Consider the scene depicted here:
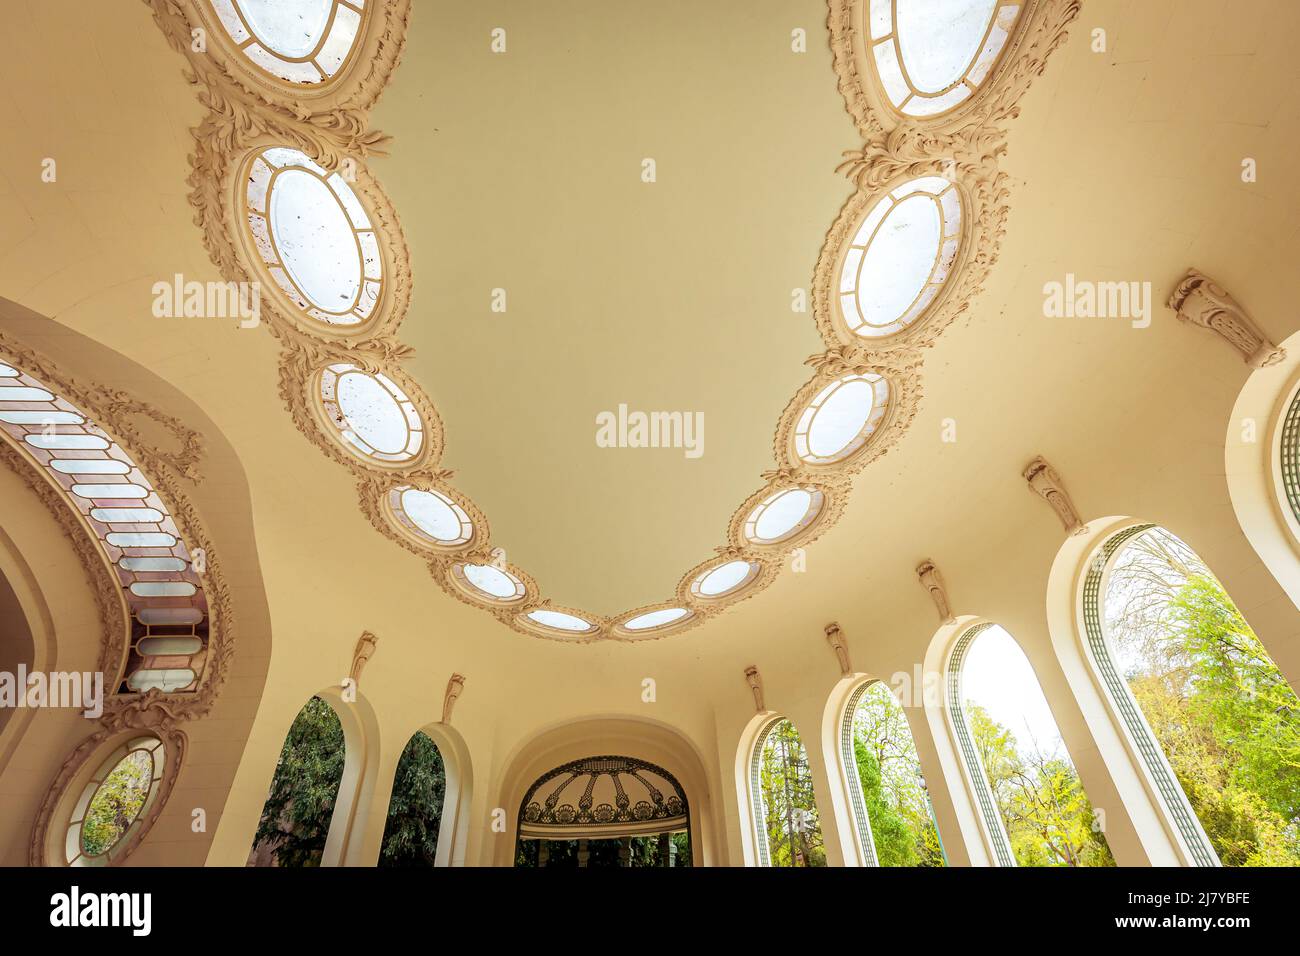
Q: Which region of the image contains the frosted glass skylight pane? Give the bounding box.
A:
[120,557,188,572]
[25,434,109,449]
[107,532,176,548]
[699,560,752,596]
[72,483,149,499]
[0,386,53,401]
[624,608,689,630]
[0,411,82,425]
[855,195,941,329]
[528,610,592,631]
[755,489,813,540]
[401,489,462,542]
[808,379,876,458]
[236,0,334,58]
[897,0,1000,95]
[52,459,130,474]
[464,564,517,598]
[337,372,407,455]
[91,508,164,523]
[270,168,363,313]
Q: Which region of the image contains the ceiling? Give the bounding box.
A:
[371,0,846,615]
[1,0,1298,689]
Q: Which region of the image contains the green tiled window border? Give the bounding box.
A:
[840,682,880,866]
[1281,387,1300,527]
[1082,524,1218,867]
[946,623,1016,867]
[748,717,781,867]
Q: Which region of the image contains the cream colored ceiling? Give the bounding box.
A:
[1,0,1298,703]
[371,0,843,614]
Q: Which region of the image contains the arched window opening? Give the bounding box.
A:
[950,624,1114,866]
[1098,525,1300,866]
[514,756,691,868]
[1280,384,1300,532]
[844,681,946,866]
[378,731,445,867]
[248,696,345,867]
[752,718,826,866]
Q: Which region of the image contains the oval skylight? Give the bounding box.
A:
[453,563,527,604]
[210,0,366,85]
[318,363,424,465]
[795,373,890,465]
[839,176,962,338]
[526,609,595,632]
[392,486,473,548]
[744,488,825,545]
[692,560,760,599]
[245,147,381,329]
[869,0,1024,117]
[623,607,691,631]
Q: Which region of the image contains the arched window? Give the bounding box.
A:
[842,681,946,866]
[248,696,345,867]
[1093,525,1300,866]
[751,718,826,866]
[378,731,445,867]
[948,623,1113,866]
[1279,382,1300,534]
[514,756,691,868]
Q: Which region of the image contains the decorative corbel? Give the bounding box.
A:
[916,560,955,624]
[824,622,852,675]
[743,665,765,713]
[1023,456,1086,535]
[441,673,465,724]
[349,631,378,688]
[1168,269,1285,368]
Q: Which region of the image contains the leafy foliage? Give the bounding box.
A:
[850,683,944,866]
[966,703,1114,866]
[515,832,691,867]
[1106,530,1300,866]
[81,749,153,858]
[251,696,345,867]
[758,719,826,866]
[378,732,446,867]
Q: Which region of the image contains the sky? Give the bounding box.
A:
[960,625,1068,760]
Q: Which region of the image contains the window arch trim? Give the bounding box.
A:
[945,621,1016,866]
[838,681,881,866]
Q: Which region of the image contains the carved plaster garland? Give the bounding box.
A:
[149,0,1078,644]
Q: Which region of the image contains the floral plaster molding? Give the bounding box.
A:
[150,1,1076,643]
[828,0,1082,142]
[144,0,412,130]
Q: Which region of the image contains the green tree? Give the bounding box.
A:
[1106,528,1300,866]
[251,696,345,867]
[81,750,153,857]
[378,732,446,867]
[966,703,1114,867]
[758,719,826,866]
[850,682,944,866]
